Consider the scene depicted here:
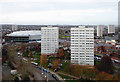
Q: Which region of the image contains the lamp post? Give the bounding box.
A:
[45,70,48,82]
[46,72,48,82]
[41,67,43,75]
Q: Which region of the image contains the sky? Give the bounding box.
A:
[0,0,119,25]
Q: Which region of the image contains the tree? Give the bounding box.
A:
[20,43,27,53]
[96,72,113,80]
[52,59,60,69]
[14,77,19,82]
[85,68,98,80]
[63,61,73,75]
[113,68,120,80]
[72,65,84,78]
[7,46,17,64]
[96,56,114,74]
[110,51,118,57]
[23,76,30,82]
[63,49,70,60]
[40,54,47,67]
[2,46,8,63]
[57,48,64,58]
[101,46,106,52]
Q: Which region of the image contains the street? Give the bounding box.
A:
[5,45,59,81]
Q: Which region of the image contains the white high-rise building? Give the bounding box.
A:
[12,25,18,31]
[97,25,104,37]
[108,25,115,34]
[41,26,59,55]
[71,26,94,65]
[0,25,1,42]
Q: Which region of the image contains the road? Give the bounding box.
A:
[8,45,58,81]
[2,65,13,80]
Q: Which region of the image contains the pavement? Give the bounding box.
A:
[2,65,13,80]
[5,47,46,81]
[48,69,65,82]
[8,47,58,81]
[3,45,63,82]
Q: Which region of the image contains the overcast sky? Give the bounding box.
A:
[0,0,119,25]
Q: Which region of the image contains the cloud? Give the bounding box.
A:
[0,8,117,24]
[0,0,118,25]
[0,0,118,3]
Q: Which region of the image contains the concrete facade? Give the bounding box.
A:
[41,26,59,54]
[71,26,94,65]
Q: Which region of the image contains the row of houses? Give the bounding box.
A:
[94,39,120,56]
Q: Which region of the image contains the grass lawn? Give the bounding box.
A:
[48,56,56,60]
[31,60,38,63]
[58,73,87,82]
[65,80,80,82]
[33,52,41,58]
[49,68,54,71]
[96,53,101,55]
[95,60,100,65]
[58,73,81,82]
[37,52,41,55]
[38,61,40,65]
[58,73,74,79]
[61,62,68,70]
[31,51,35,53]
[23,53,28,57]
[33,54,40,58]
[59,34,70,38]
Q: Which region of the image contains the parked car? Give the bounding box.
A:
[43,68,47,72]
[11,70,18,75]
[46,70,50,73]
[36,66,39,68]
[40,67,44,70]
[39,67,42,69]
[52,74,59,81]
[31,62,38,66]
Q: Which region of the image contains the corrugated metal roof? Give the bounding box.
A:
[6,30,41,37]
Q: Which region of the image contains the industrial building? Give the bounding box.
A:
[5,30,41,43]
[71,26,94,65]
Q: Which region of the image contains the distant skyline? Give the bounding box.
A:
[0,0,119,25]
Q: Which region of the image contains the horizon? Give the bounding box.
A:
[0,23,118,26]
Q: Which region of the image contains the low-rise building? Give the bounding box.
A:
[5,30,41,43]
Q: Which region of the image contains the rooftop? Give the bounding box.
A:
[95,43,113,47]
[6,30,41,37]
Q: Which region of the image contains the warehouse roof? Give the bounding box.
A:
[6,30,41,37]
